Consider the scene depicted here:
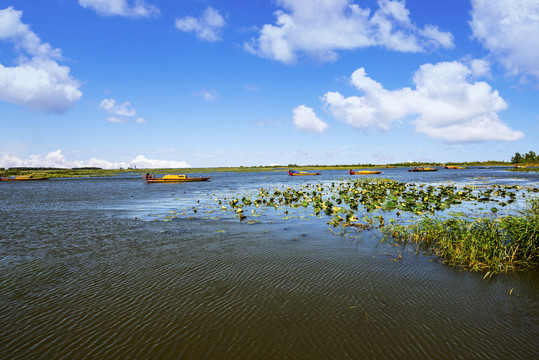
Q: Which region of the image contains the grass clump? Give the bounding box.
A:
[384,198,539,276]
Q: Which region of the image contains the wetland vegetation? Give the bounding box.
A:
[207,178,539,276]
[383,197,539,276]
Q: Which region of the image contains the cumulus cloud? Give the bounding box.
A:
[470,0,539,81]
[0,150,191,169]
[99,98,144,123]
[245,0,454,63]
[293,105,328,133]
[78,0,159,18]
[130,155,191,168]
[0,7,82,113]
[175,6,225,42]
[322,61,524,143]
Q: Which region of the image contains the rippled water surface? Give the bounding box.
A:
[1,168,538,359]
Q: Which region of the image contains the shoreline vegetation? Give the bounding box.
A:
[382,197,539,276]
[2,163,538,276]
[1,161,538,178]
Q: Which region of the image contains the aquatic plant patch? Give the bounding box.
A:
[382,198,539,275]
[217,180,537,225]
[136,178,538,275]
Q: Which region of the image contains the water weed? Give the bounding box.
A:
[382,198,539,275]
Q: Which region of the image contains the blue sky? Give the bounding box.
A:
[0,0,538,168]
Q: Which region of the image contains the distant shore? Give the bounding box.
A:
[1,162,538,178]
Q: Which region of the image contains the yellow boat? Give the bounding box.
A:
[0,176,49,181]
[349,169,382,175]
[146,174,211,183]
[288,170,321,176]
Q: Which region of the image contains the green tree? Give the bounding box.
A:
[511,152,523,163]
[524,151,537,163]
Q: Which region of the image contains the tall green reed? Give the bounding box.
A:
[383,197,539,276]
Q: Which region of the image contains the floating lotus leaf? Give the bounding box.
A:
[385,200,397,210]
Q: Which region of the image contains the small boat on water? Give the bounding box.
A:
[444,165,468,169]
[408,167,438,172]
[146,174,211,183]
[288,170,320,176]
[349,169,382,175]
[0,176,49,181]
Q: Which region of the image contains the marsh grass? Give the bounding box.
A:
[383,198,539,275]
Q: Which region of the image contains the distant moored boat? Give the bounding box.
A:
[408,167,438,172]
[349,169,382,175]
[288,170,321,176]
[0,176,49,181]
[146,174,211,183]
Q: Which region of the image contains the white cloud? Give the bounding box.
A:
[293,105,328,133]
[470,0,539,81]
[0,150,191,169]
[245,0,454,63]
[0,7,82,113]
[130,155,191,168]
[99,98,136,116]
[78,0,159,18]
[193,89,218,102]
[175,6,225,42]
[99,98,141,123]
[469,58,491,78]
[322,61,524,143]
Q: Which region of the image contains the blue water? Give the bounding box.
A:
[1,167,538,359]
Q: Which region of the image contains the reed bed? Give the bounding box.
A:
[383,198,539,276]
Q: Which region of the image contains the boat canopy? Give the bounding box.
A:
[162,175,187,179]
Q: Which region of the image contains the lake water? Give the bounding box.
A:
[1,167,538,359]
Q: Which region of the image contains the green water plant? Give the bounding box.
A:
[382,198,539,275]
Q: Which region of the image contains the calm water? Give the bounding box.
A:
[1,167,538,359]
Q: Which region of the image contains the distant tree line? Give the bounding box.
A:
[511,151,537,164]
